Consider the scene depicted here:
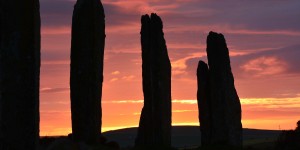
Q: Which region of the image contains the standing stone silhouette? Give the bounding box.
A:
[70,0,105,143]
[197,61,211,146]
[206,31,242,146]
[135,13,172,148]
[0,0,40,149]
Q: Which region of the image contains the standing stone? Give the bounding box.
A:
[196,61,211,146]
[135,13,172,148]
[70,0,105,144]
[206,31,242,146]
[0,0,40,149]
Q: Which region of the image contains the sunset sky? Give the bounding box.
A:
[40,0,300,136]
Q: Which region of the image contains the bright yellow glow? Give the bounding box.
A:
[40,97,300,136]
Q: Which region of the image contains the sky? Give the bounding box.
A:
[39,0,300,136]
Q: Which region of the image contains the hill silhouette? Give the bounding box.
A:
[102,126,281,148]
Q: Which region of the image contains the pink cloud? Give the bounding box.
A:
[241,56,287,77]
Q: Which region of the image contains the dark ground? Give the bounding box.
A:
[39,126,281,150]
[102,126,280,148]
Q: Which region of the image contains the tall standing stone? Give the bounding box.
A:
[197,61,211,146]
[0,0,40,149]
[206,31,242,146]
[135,13,172,148]
[70,0,105,144]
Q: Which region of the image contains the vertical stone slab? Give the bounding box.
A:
[206,31,242,146]
[70,0,105,144]
[197,61,211,146]
[136,13,172,148]
[0,0,40,149]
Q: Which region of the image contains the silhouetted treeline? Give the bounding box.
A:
[275,121,300,150]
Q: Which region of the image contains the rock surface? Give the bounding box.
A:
[70,0,105,144]
[196,61,211,146]
[197,31,242,147]
[135,13,172,147]
[0,0,40,149]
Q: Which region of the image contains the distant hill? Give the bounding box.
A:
[102,126,281,148]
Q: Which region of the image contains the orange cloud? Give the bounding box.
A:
[111,71,121,75]
[122,75,136,81]
[110,78,119,82]
[41,26,71,35]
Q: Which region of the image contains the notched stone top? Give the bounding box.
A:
[141,13,163,29]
